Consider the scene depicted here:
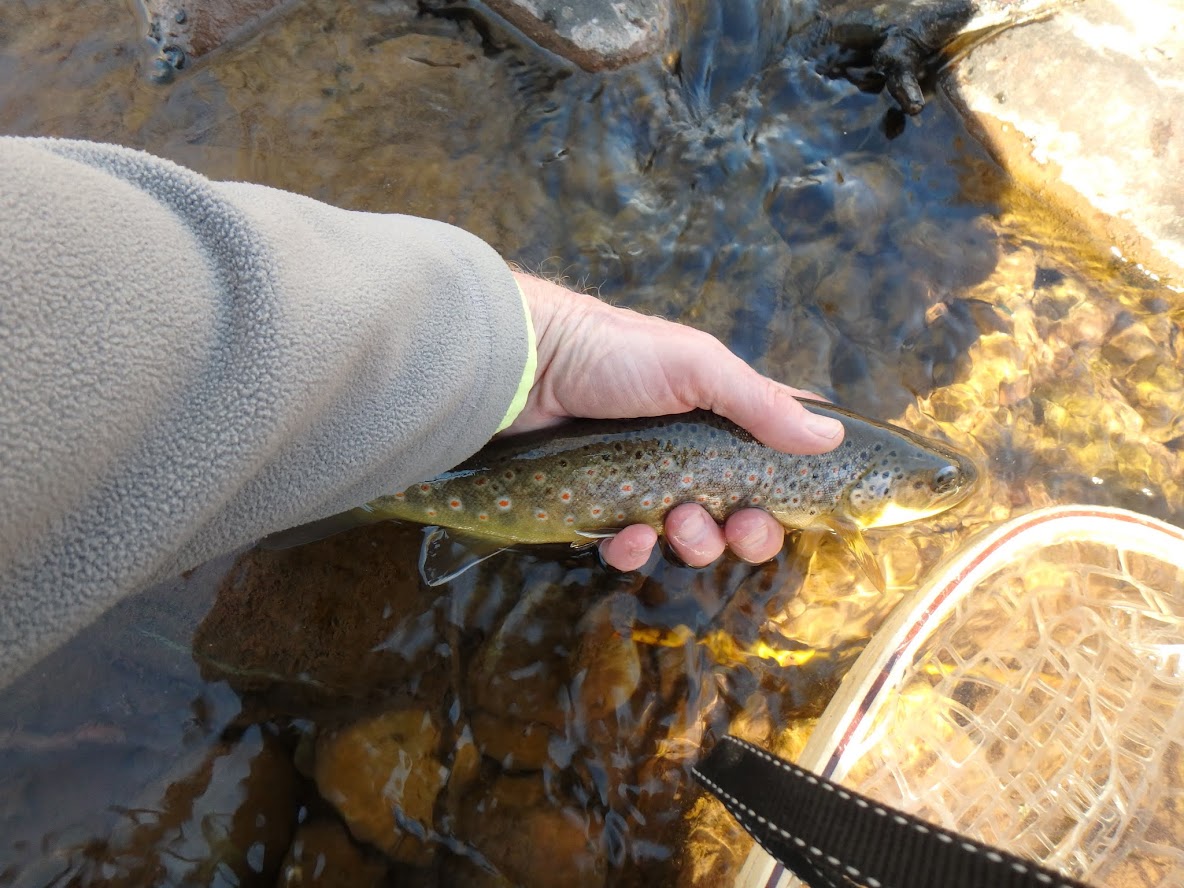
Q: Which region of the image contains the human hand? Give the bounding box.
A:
[504,272,845,571]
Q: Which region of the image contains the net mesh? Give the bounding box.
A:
[836,530,1184,887]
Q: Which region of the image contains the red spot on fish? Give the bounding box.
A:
[642,499,651,507]
[536,511,547,520]
[479,513,489,521]
[419,484,430,492]
[592,508,602,516]
[616,512,625,520]
[498,499,511,509]
[586,469,596,476]
[534,473,544,482]
[427,509,437,517]
[662,459,671,468]
[799,468,808,476]
[393,492,405,500]
[664,496,673,505]
[766,466,774,476]
[682,475,693,484]
[561,491,572,501]
[747,474,758,482]
[695,494,706,503]
[724,470,733,479]
[750,495,761,504]
[565,516,575,524]
[449,499,461,509]
[621,484,633,493]
[730,494,740,502]
[775,487,783,494]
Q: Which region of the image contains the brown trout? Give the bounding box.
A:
[274,400,978,590]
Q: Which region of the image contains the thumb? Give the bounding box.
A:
[693,350,845,455]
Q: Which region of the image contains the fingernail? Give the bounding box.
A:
[735,522,768,551]
[671,510,710,551]
[628,538,652,561]
[805,415,843,439]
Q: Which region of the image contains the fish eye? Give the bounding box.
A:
[932,465,961,493]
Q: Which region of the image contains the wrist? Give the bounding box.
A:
[494,273,539,433]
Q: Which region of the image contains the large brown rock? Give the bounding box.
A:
[192,524,449,714]
[944,0,1184,282]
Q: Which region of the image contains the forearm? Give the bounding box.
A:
[0,137,527,684]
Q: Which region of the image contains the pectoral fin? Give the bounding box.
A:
[789,528,825,580]
[419,526,509,586]
[823,517,886,593]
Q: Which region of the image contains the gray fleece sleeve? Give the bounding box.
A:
[0,136,528,685]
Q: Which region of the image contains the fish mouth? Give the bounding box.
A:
[936,453,979,500]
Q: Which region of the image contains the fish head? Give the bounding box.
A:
[842,435,979,529]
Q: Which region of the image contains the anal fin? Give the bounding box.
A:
[419,526,509,587]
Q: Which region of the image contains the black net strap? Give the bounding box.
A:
[693,735,1095,888]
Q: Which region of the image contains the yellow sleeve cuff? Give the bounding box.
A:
[494,280,537,433]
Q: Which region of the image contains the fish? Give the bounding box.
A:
[267,400,978,589]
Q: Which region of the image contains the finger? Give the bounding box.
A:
[709,367,845,455]
[599,524,658,572]
[665,503,726,568]
[724,509,785,564]
[668,336,845,455]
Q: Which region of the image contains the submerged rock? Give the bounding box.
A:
[277,819,390,887]
[478,0,673,70]
[314,708,447,866]
[136,0,308,74]
[456,773,607,888]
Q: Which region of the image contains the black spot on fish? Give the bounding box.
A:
[873,443,883,452]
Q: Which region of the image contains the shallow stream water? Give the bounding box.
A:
[1,0,1182,885]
